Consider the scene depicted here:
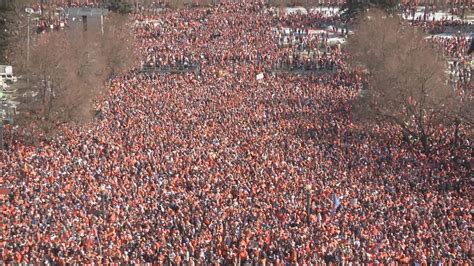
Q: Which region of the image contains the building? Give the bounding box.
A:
[64,7,108,31]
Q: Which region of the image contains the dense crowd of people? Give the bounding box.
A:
[400,2,473,34]
[409,18,473,34]
[276,28,337,50]
[429,34,473,93]
[1,1,472,264]
[31,1,106,33]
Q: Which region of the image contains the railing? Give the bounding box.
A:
[271,63,337,75]
[140,64,201,74]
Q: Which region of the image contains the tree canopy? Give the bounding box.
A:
[11,14,137,135]
[346,9,468,153]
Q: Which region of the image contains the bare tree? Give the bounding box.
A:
[29,32,70,122]
[11,14,137,136]
[347,9,461,153]
[100,14,137,77]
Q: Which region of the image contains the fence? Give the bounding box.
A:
[140,64,201,74]
[271,63,337,75]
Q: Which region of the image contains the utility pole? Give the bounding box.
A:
[27,13,30,85]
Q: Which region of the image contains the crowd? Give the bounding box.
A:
[272,48,341,73]
[276,28,336,50]
[429,34,473,93]
[410,19,473,34]
[400,2,473,34]
[272,26,345,72]
[30,0,104,33]
[402,3,474,94]
[1,1,472,265]
[43,0,103,8]
[275,10,342,30]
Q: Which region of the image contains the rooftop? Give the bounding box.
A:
[64,7,108,18]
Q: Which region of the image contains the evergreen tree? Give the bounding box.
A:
[0,0,32,62]
[0,3,14,61]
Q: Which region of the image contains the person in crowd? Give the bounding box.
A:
[1,1,471,264]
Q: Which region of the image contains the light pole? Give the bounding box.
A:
[27,14,30,85]
[25,8,34,85]
[0,119,3,150]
